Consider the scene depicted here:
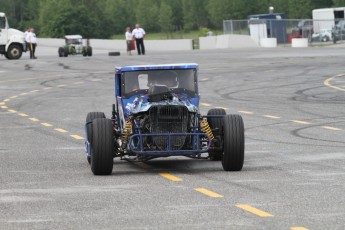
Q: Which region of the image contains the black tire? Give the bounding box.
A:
[207,108,226,161]
[87,46,92,56]
[222,114,245,171]
[91,118,114,175]
[58,47,64,57]
[86,112,106,164]
[108,51,120,56]
[64,47,69,57]
[7,44,23,60]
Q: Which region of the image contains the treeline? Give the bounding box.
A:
[1,0,345,38]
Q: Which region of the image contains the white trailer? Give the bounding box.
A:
[312,8,345,33]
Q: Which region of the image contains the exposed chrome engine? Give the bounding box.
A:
[135,105,194,151]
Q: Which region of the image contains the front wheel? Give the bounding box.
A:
[7,44,23,60]
[58,47,64,57]
[207,108,226,161]
[222,115,244,171]
[86,112,106,164]
[91,118,114,175]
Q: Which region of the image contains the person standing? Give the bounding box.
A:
[26,28,37,59]
[132,24,145,55]
[24,28,30,52]
[125,27,132,55]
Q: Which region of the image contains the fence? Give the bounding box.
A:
[223,19,345,45]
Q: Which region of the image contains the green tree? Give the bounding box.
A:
[1,0,343,38]
[332,0,345,6]
[287,0,313,18]
[159,1,174,38]
[207,0,232,29]
[167,0,183,31]
[183,0,209,31]
[136,0,160,32]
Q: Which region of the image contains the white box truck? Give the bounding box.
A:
[0,12,26,59]
[312,7,345,33]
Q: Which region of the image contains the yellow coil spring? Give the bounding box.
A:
[122,121,132,143]
[200,118,214,140]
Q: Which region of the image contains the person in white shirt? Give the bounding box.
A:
[125,27,132,55]
[25,28,37,59]
[24,28,30,52]
[131,24,145,55]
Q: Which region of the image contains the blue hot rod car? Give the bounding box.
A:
[85,63,245,175]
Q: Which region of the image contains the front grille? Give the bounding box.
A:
[149,105,189,150]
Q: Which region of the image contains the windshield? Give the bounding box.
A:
[0,17,6,29]
[66,38,82,45]
[121,69,197,98]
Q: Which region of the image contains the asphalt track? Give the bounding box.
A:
[0,47,345,230]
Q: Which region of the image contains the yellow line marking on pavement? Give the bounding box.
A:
[4,99,10,102]
[215,107,228,110]
[322,126,342,131]
[70,135,84,140]
[8,109,17,113]
[0,102,5,105]
[291,120,311,125]
[73,82,84,84]
[30,90,39,93]
[18,113,29,117]
[236,204,273,217]
[200,78,209,81]
[9,96,18,99]
[54,128,68,133]
[324,75,345,92]
[57,85,66,87]
[41,122,53,127]
[44,87,52,90]
[29,118,39,122]
[238,110,254,115]
[194,188,223,198]
[20,93,28,96]
[264,115,281,119]
[201,102,212,106]
[1,106,8,109]
[159,173,183,182]
[290,227,309,230]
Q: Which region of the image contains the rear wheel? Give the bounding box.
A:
[222,115,244,171]
[87,46,92,56]
[86,112,106,164]
[64,47,69,57]
[207,108,226,161]
[58,47,64,57]
[7,44,22,60]
[91,118,114,175]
